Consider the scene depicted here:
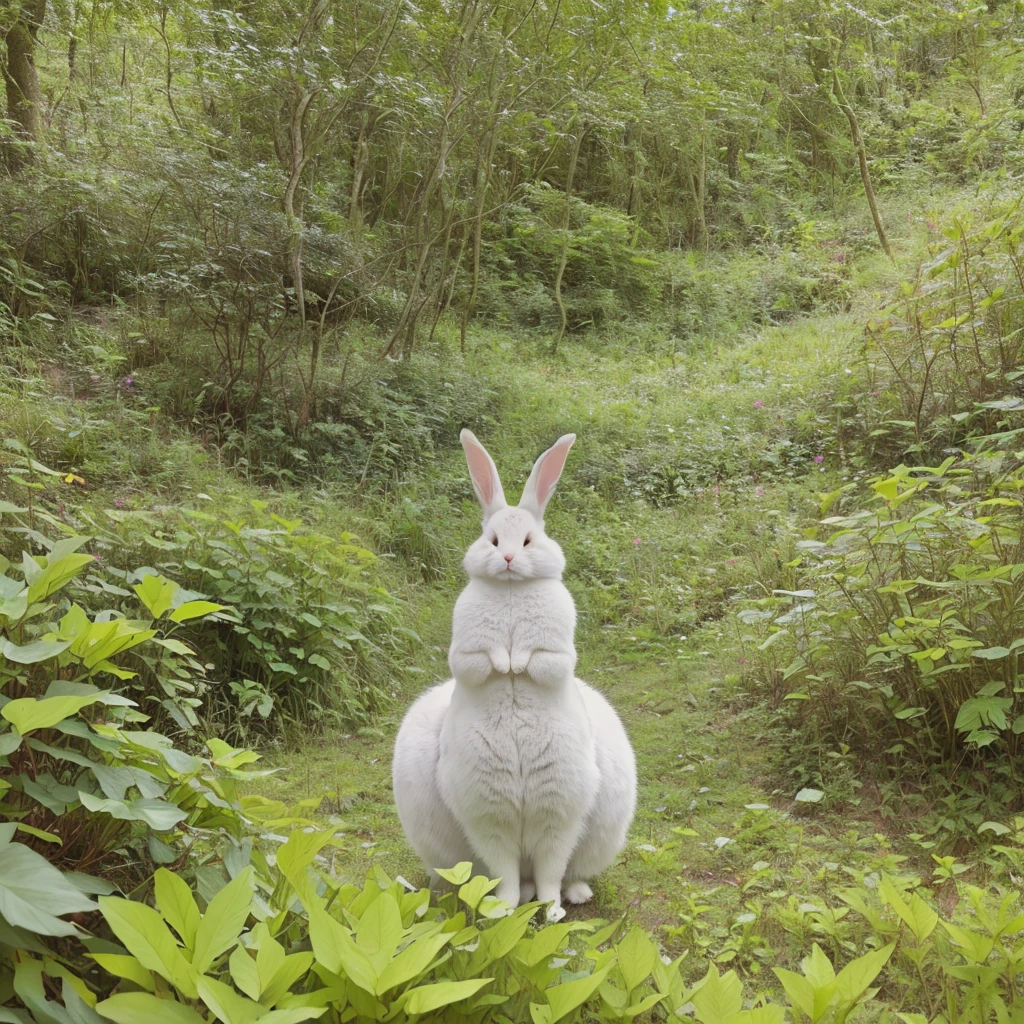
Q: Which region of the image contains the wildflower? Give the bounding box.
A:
[632,538,642,546]
[114,497,125,507]
[814,455,825,464]
[753,400,763,409]
[755,486,764,497]
[122,376,134,390]
[871,390,881,397]
[712,485,720,497]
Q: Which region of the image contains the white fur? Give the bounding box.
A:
[392,432,637,914]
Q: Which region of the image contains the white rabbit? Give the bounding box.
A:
[392,431,636,917]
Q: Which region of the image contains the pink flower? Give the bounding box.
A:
[632,538,642,546]
[114,497,125,507]
[871,390,880,397]
[755,486,764,497]
[814,455,825,464]
[712,486,720,496]
[122,376,134,390]
[753,400,763,409]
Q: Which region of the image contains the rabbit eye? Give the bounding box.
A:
[490,536,498,547]
[523,536,531,546]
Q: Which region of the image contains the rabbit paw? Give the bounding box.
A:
[490,648,511,675]
[519,880,537,904]
[510,650,530,675]
[564,881,593,905]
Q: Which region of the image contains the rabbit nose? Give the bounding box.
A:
[503,554,514,564]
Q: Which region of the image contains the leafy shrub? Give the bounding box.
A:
[738,448,1024,795]
[102,503,414,739]
[862,200,1024,460]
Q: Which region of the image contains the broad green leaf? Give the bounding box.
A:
[1,639,72,665]
[169,600,227,622]
[354,891,404,971]
[375,929,451,994]
[229,946,262,1002]
[879,877,936,943]
[434,862,473,885]
[88,954,156,993]
[458,875,499,913]
[616,927,660,992]
[692,964,744,1024]
[134,576,178,619]
[154,868,201,950]
[196,976,263,1024]
[308,907,377,994]
[546,963,613,1023]
[772,968,822,1023]
[95,993,205,1024]
[795,788,824,804]
[191,866,254,974]
[0,825,95,936]
[78,792,188,831]
[2,693,101,733]
[98,896,198,998]
[0,731,22,756]
[403,979,494,1015]
[834,943,895,1006]
[26,553,93,603]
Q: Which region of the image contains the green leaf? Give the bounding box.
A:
[154,868,201,951]
[434,862,473,885]
[88,954,156,993]
[458,875,499,913]
[196,976,264,1024]
[403,979,494,1015]
[95,993,206,1024]
[833,943,895,1006]
[98,896,198,998]
[78,792,188,831]
[0,824,95,936]
[308,907,377,994]
[2,693,102,733]
[692,964,744,1024]
[616,927,660,992]
[795,788,825,804]
[0,731,22,756]
[354,891,404,972]
[375,929,451,995]
[26,553,94,603]
[546,964,613,1023]
[169,600,227,622]
[134,575,179,619]
[1,638,72,665]
[191,866,254,975]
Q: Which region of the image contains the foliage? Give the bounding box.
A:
[738,447,1024,797]
[109,503,414,739]
[861,200,1024,460]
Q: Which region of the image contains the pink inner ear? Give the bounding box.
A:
[535,442,570,506]
[465,445,496,504]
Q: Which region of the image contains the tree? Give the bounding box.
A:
[3,0,47,168]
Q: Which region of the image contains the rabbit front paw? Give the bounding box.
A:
[510,649,531,675]
[490,647,511,675]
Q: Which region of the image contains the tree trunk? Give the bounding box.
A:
[551,125,585,356]
[4,0,47,168]
[833,70,893,262]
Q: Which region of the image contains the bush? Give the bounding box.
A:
[737,448,1024,797]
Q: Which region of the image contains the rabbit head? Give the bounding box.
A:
[460,430,576,581]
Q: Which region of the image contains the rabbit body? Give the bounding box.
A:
[392,431,636,914]
[393,670,635,912]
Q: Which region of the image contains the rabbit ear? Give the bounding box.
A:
[460,429,507,519]
[519,434,576,518]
